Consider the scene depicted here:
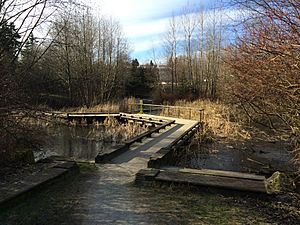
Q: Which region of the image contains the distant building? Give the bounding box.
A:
[157,65,171,84]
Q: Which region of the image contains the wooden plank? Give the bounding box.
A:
[179,168,265,181]
[68,113,120,117]
[155,170,266,193]
[121,116,165,125]
[120,114,172,125]
[129,103,204,111]
[129,113,199,125]
[125,120,175,145]
[166,122,200,148]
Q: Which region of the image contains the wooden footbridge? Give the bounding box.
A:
[50,110,267,193]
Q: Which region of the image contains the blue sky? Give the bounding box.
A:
[89,0,234,64]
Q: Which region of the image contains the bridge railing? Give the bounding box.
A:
[126,102,204,122]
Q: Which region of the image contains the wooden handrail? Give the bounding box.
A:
[128,103,204,111]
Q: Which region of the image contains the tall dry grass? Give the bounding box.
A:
[76,103,120,113]
[161,100,251,140]
[67,97,138,113]
[103,116,147,141]
[63,97,251,141]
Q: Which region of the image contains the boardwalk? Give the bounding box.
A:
[111,114,199,174]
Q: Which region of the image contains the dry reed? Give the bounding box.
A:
[67,97,138,114]
[161,99,251,141]
[77,103,120,113]
[103,116,147,141]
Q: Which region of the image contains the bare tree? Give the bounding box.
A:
[0,0,77,164]
[181,4,198,88]
[227,0,300,172]
[45,8,130,106]
[164,13,179,93]
[162,1,225,100]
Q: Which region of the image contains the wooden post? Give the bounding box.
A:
[199,109,201,122]
[139,100,144,114]
[199,109,204,122]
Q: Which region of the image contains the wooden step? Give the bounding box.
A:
[155,169,266,193]
[178,168,265,181]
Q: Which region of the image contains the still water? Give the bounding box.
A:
[169,140,296,175]
[34,125,118,161]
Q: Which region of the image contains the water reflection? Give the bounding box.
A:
[35,125,116,161]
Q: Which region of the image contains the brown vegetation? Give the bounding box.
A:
[226,0,300,173]
[161,100,251,141]
[103,117,147,141]
[64,97,137,113]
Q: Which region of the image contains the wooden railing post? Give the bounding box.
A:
[139,100,144,114]
[199,109,204,122]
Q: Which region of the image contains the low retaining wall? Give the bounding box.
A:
[95,144,129,163]
[0,157,79,211]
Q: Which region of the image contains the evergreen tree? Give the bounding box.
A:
[0,20,21,61]
[125,59,158,98]
[21,33,37,65]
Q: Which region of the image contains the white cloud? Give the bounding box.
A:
[94,0,199,23]
[124,18,168,38]
[133,38,162,53]
[87,0,243,62]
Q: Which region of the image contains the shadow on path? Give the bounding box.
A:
[111,124,183,164]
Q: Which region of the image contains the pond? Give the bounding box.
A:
[33,117,148,162]
[168,139,296,176]
[34,125,117,161]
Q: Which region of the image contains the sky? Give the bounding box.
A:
[88,0,232,64]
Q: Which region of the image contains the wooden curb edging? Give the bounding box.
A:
[0,159,79,211]
[135,167,267,193]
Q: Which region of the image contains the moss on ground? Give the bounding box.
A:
[78,162,98,173]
